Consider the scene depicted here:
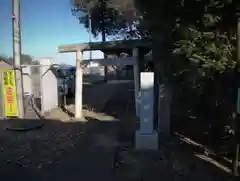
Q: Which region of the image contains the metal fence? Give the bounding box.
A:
[106,65,134,80]
[83,66,105,83]
[82,65,134,83]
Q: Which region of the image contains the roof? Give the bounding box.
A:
[0,59,12,66]
[58,39,151,54]
[0,59,13,70]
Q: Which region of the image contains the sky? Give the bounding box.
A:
[0,0,103,65]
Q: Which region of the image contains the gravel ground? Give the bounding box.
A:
[115,143,239,181]
[0,81,134,180]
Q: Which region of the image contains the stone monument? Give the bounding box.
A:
[135,72,158,150]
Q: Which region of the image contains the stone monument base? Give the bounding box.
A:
[135,130,158,150]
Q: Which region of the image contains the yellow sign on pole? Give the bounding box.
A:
[2,70,18,117]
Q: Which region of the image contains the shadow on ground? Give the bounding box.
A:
[61,81,137,143]
[115,138,239,181]
[171,103,240,178]
[0,117,238,180]
[0,117,123,181]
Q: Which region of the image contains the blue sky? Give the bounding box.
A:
[0,0,103,65]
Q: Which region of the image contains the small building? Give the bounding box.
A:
[0,59,13,70]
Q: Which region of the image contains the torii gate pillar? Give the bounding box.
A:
[75,51,84,120]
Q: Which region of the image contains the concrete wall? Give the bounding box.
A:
[40,59,59,114]
[22,66,33,95]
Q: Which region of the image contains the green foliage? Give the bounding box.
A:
[73,1,125,37]
[0,54,34,65]
[0,55,12,65]
[21,54,33,64]
[72,0,150,39]
[0,55,7,60]
[72,0,127,37]
[173,0,237,77]
[171,1,240,146]
[174,27,236,75]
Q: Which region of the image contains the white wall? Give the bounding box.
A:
[40,58,59,113]
[22,66,32,95]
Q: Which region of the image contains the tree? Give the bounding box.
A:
[173,0,239,175]
[1,54,33,65]
[21,54,33,64]
[72,0,150,40]
[0,55,7,60]
[72,0,127,38]
[0,55,13,65]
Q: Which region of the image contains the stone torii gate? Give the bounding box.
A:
[57,40,150,120]
[58,40,160,150]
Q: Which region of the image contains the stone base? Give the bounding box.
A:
[135,130,158,150]
[71,117,88,122]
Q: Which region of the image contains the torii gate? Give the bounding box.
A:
[57,40,150,120]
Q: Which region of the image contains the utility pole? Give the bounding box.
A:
[12,0,24,118]
[88,10,92,60]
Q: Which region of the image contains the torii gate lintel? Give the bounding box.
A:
[57,40,150,120]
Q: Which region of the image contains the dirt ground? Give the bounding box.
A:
[0,81,135,180]
[115,138,239,181]
[0,81,239,180]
